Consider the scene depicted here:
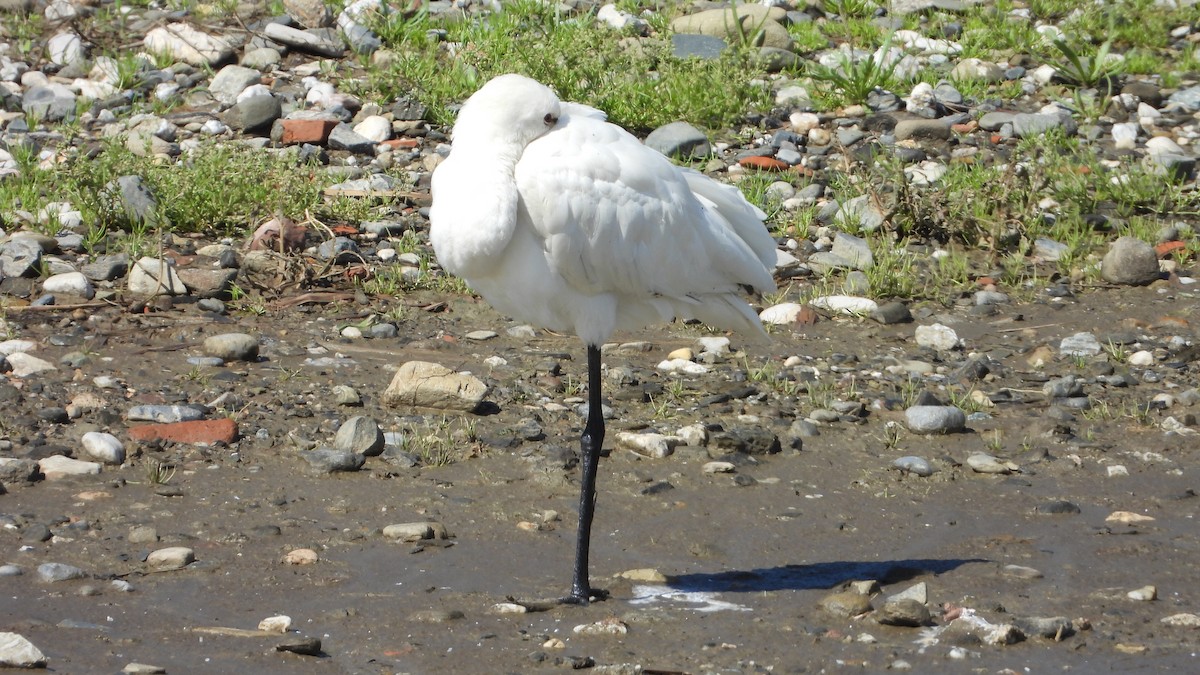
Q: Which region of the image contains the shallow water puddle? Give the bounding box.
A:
[628,584,751,612]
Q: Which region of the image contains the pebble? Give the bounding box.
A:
[382,522,436,541]
[382,361,487,412]
[656,358,708,375]
[333,416,385,456]
[0,633,46,668]
[299,448,364,474]
[258,615,293,633]
[820,590,873,617]
[203,333,260,361]
[1127,585,1157,601]
[893,456,935,476]
[80,431,125,465]
[1101,236,1161,286]
[283,549,319,565]
[966,453,1017,474]
[39,455,101,479]
[905,406,966,433]
[810,295,878,314]
[914,323,960,350]
[617,431,675,459]
[37,562,87,582]
[146,546,195,571]
[127,404,207,423]
[1059,332,1102,357]
[759,302,807,324]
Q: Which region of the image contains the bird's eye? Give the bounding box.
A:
[543,113,558,126]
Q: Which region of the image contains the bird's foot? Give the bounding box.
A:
[565,586,609,606]
[510,588,609,612]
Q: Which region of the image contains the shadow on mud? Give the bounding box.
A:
[669,558,990,593]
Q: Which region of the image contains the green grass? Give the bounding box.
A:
[352,0,770,132]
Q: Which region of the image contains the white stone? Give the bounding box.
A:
[144,23,234,67]
[0,339,36,355]
[1128,350,1155,366]
[4,352,56,378]
[1146,135,1185,156]
[695,336,731,356]
[655,358,709,375]
[759,302,806,324]
[258,615,292,633]
[617,431,675,459]
[128,256,188,295]
[353,115,391,142]
[0,632,46,668]
[235,83,272,102]
[1112,122,1139,150]
[676,423,708,446]
[147,547,195,570]
[47,30,86,66]
[81,431,126,465]
[790,112,820,133]
[597,4,649,34]
[42,271,93,296]
[811,295,878,315]
[39,454,102,479]
[914,323,960,350]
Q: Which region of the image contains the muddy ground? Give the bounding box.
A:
[1,273,1198,674]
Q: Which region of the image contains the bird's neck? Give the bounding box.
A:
[429,153,520,278]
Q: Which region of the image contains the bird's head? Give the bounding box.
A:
[452,74,562,151]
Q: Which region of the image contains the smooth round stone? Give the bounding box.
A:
[914,323,960,350]
[42,272,93,297]
[759,302,806,324]
[80,431,125,465]
[186,356,225,367]
[146,546,194,571]
[203,333,259,362]
[0,565,22,577]
[904,406,965,433]
[893,456,935,476]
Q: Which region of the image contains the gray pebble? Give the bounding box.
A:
[893,456,935,476]
[905,405,965,433]
[334,416,385,456]
[37,562,87,583]
[299,448,365,474]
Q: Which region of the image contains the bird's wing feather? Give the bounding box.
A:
[515,114,775,306]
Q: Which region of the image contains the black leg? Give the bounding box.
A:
[569,344,605,603]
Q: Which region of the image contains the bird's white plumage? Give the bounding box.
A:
[430,74,776,347]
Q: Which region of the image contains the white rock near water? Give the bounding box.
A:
[0,632,46,668]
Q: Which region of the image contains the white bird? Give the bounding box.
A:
[429,73,777,604]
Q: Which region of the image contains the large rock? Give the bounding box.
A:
[383,361,487,413]
[0,632,46,668]
[144,23,234,67]
[128,256,188,296]
[1101,236,1160,285]
[670,6,793,51]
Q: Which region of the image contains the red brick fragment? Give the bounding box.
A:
[1156,240,1186,258]
[279,119,338,145]
[738,156,789,171]
[381,138,419,150]
[128,418,239,445]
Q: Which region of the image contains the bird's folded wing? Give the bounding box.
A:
[514,116,775,302]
